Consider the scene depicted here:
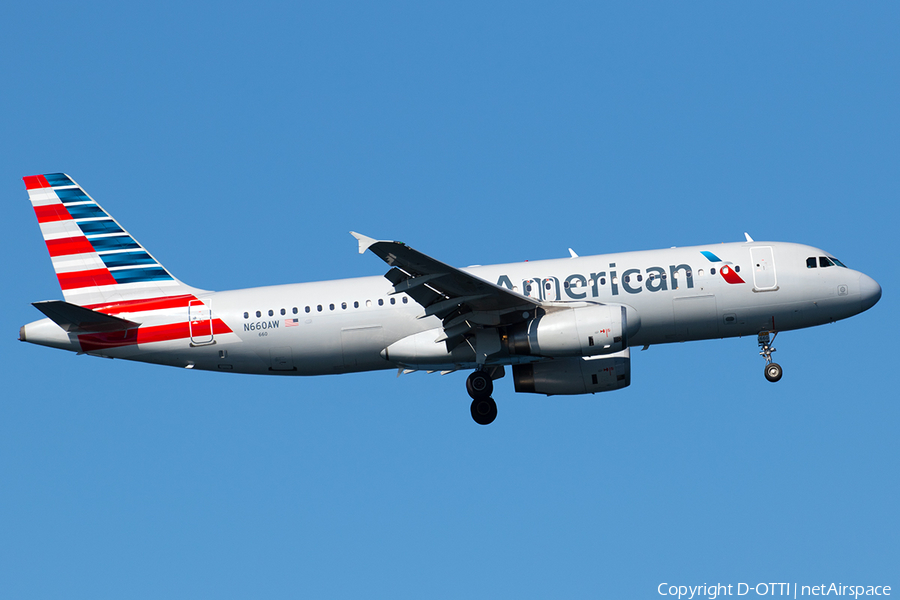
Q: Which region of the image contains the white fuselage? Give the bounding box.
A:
[21,240,880,376]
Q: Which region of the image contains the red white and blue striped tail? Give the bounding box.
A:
[24,173,204,307]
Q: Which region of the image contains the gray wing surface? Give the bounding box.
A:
[351,232,540,348]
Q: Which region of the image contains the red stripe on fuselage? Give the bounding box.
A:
[46,236,96,257]
[57,268,118,290]
[34,204,73,223]
[85,294,197,315]
[77,318,233,352]
[24,175,50,190]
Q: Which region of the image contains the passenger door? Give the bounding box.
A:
[188,299,214,345]
[750,246,778,291]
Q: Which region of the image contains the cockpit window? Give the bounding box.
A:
[830,256,847,268]
[819,256,834,268]
[806,257,817,269]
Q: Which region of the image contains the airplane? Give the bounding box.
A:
[19,173,882,424]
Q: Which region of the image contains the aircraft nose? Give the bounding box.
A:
[859,273,882,312]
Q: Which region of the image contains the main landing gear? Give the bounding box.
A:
[467,370,497,425]
[758,331,783,383]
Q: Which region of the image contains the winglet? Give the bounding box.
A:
[568,248,578,258]
[350,231,378,254]
[744,232,754,242]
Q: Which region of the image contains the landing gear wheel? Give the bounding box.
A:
[470,397,498,425]
[765,362,783,383]
[758,332,783,383]
[466,371,493,399]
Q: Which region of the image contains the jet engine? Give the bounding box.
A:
[505,303,638,358]
[512,349,631,395]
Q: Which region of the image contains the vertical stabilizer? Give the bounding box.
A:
[24,173,204,307]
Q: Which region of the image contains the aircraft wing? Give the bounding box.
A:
[351,232,539,346]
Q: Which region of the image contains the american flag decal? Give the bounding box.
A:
[285,318,299,327]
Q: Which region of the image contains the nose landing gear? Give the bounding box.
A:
[758,331,783,382]
[467,370,497,425]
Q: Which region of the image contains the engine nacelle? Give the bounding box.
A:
[506,303,636,358]
[512,349,631,395]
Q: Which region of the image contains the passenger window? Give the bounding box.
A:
[317,305,322,312]
[807,257,817,269]
[600,277,606,285]
[710,268,716,275]
[305,306,311,313]
[280,308,286,315]
[734,266,740,273]
[378,298,384,306]
[819,256,834,268]
[243,312,249,319]
[256,310,261,318]
[366,300,372,307]
[637,274,643,282]
[329,303,335,310]
[623,275,630,283]
[390,298,396,305]
[697,269,704,277]
[341,302,347,310]
[292,307,298,314]
[354,301,359,308]
[402,297,408,304]
[268,310,274,317]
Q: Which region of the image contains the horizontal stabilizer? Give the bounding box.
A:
[32,300,140,333]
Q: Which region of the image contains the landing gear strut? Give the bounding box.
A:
[467,370,497,425]
[758,331,783,383]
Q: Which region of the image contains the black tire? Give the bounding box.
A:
[470,397,498,425]
[466,371,493,399]
[765,362,783,383]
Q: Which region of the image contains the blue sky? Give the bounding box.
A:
[1,2,897,598]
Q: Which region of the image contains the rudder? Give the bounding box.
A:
[24,173,203,307]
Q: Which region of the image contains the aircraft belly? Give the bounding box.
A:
[340,325,388,371]
[672,295,719,341]
[242,311,419,375]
